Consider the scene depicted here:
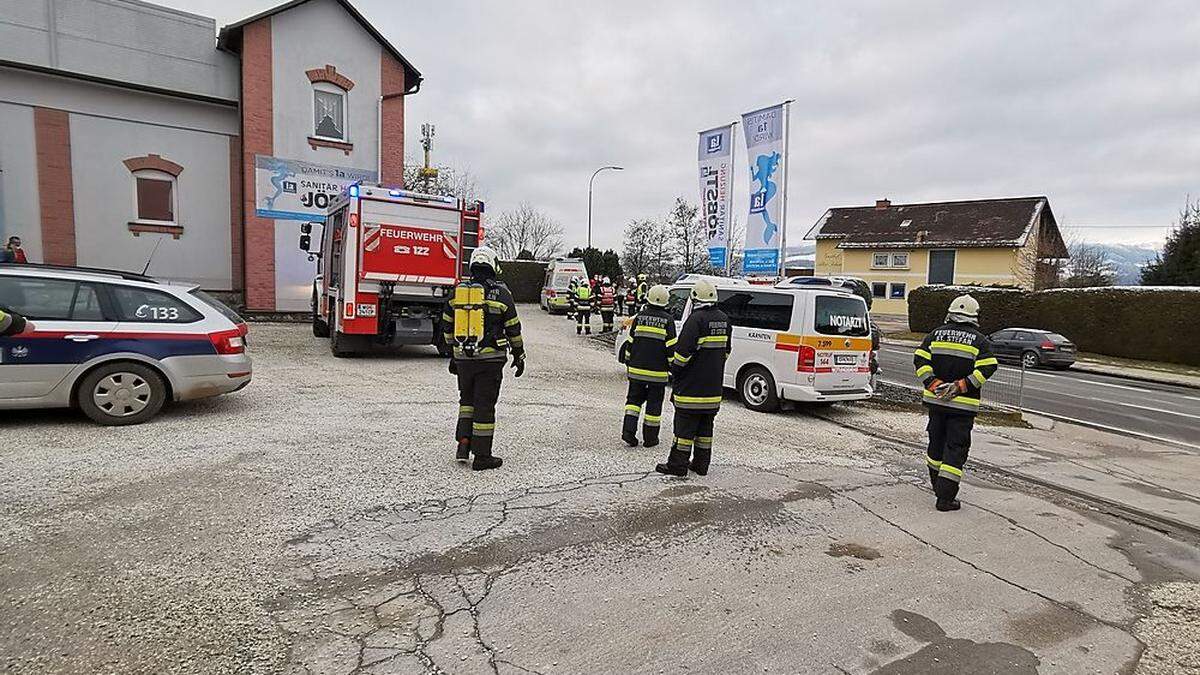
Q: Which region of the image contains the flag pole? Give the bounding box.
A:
[727,120,738,277]
[778,99,794,278]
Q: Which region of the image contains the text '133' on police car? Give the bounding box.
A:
[617,275,874,412]
[300,184,483,357]
[0,263,251,425]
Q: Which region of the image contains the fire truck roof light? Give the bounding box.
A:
[348,185,359,197]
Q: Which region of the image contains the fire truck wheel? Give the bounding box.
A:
[312,290,329,337]
[329,315,364,358]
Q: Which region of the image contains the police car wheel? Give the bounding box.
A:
[739,366,780,413]
[77,362,167,426]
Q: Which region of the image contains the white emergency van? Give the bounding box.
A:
[540,258,589,314]
[616,275,873,412]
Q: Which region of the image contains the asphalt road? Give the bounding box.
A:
[877,344,1200,448]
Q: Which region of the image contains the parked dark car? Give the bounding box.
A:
[989,328,1076,370]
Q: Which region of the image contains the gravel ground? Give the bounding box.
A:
[1,306,1196,673]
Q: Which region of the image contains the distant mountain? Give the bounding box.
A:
[1089,243,1160,285]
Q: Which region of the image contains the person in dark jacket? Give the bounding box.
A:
[441,246,525,471]
[618,285,676,447]
[0,307,32,336]
[2,236,28,264]
[912,294,998,511]
[656,279,730,476]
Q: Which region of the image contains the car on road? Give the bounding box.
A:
[617,275,874,412]
[0,263,251,425]
[989,327,1076,370]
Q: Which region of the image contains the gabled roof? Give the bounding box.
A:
[217,0,421,94]
[806,196,1067,256]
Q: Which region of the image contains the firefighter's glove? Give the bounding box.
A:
[448,359,458,375]
[511,354,525,378]
[933,381,958,400]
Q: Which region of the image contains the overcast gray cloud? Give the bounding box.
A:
[171,0,1200,248]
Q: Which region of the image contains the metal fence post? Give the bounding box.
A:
[1018,360,1026,411]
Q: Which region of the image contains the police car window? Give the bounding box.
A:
[0,276,77,320]
[667,288,690,321]
[108,286,202,323]
[71,284,104,321]
[814,295,870,337]
[717,291,792,331]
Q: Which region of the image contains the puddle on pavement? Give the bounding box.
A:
[1003,603,1093,649]
[826,542,882,560]
[656,484,709,499]
[782,483,834,502]
[875,609,1040,674]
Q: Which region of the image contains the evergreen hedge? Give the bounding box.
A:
[498,260,548,303]
[908,285,1200,365]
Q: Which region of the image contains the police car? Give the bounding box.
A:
[0,263,251,425]
[616,274,873,412]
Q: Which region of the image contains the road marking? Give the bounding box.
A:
[1047,389,1200,421]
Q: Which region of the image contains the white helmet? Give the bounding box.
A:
[602,276,611,285]
[646,285,670,307]
[691,279,718,304]
[469,246,500,274]
[947,294,980,323]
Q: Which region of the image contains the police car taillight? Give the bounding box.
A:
[797,345,816,372]
[209,329,246,355]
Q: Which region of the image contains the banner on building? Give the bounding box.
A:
[740,103,789,275]
[254,155,377,221]
[697,124,734,272]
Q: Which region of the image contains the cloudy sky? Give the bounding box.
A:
[171,0,1199,250]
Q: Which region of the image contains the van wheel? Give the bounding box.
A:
[77,362,167,425]
[739,366,780,413]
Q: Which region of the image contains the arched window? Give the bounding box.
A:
[313,81,347,141]
[123,154,184,237]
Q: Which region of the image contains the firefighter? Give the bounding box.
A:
[618,285,676,447]
[598,276,617,332]
[574,278,594,335]
[656,279,730,476]
[624,285,637,316]
[441,246,525,471]
[614,282,626,316]
[566,277,579,321]
[912,294,998,511]
[635,274,649,312]
[0,306,32,336]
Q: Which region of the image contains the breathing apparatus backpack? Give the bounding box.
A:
[451,282,488,356]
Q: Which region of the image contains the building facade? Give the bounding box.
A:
[807,197,1069,315]
[0,0,420,311]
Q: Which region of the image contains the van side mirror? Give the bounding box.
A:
[300,222,312,234]
[299,234,312,251]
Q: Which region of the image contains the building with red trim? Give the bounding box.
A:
[0,0,420,311]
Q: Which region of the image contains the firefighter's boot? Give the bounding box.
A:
[472,455,503,471]
[690,448,711,476]
[622,406,640,446]
[455,438,471,462]
[936,499,961,512]
[654,443,691,477]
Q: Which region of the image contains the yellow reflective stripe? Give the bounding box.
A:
[926,456,942,467]
[914,349,932,359]
[975,357,998,367]
[698,335,728,345]
[931,341,979,356]
[672,353,692,364]
[634,325,667,336]
[915,365,934,378]
[644,414,661,423]
[472,422,495,430]
[485,300,507,311]
[674,395,722,404]
[939,464,963,477]
[627,367,668,379]
[675,437,694,447]
[625,404,641,414]
[969,369,987,387]
[505,317,520,327]
[922,390,981,406]
[665,338,677,348]
[441,313,454,322]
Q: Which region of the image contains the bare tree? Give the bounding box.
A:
[666,197,708,274]
[402,159,482,202]
[724,215,745,276]
[488,203,564,260]
[645,218,676,281]
[1062,240,1115,287]
[622,219,655,278]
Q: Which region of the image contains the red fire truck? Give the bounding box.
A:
[300,184,482,357]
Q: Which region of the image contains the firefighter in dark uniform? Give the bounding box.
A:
[598,276,617,333]
[618,285,676,448]
[0,307,31,336]
[635,274,649,313]
[441,246,525,471]
[912,294,998,511]
[656,279,730,476]
[614,282,625,316]
[574,279,594,335]
[566,277,579,321]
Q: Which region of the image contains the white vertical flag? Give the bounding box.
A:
[741,102,789,275]
[697,124,735,272]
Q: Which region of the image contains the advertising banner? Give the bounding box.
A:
[741,103,788,274]
[697,125,734,272]
[254,155,376,221]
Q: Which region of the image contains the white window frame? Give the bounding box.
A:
[130,169,178,226]
[890,252,910,269]
[871,252,890,269]
[312,81,349,142]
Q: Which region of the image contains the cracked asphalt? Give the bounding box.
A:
[2,306,1198,674]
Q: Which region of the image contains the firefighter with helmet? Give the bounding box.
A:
[566,277,579,321]
[440,246,525,471]
[656,278,730,476]
[912,294,998,510]
[618,284,676,447]
[574,277,594,335]
[635,274,649,312]
[598,276,617,332]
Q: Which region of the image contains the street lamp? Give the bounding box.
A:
[587,165,624,249]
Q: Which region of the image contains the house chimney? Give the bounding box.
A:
[875,199,891,209]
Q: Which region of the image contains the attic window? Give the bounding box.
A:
[899,219,912,228]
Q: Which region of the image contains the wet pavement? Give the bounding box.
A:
[1,308,1198,673]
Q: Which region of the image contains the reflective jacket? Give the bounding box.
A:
[441,279,524,362]
[619,306,677,384]
[574,285,593,311]
[670,304,731,411]
[598,285,616,308]
[636,282,648,302]
[913,321,998,415]
[0,307,28,336]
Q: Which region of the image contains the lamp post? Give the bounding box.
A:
[587,165,623,249]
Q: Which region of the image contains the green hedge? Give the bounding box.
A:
[908,285,1200,365]
[498,260,548,303]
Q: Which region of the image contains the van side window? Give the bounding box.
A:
[814,295,870,337]
[666,288,690,321]
[717,291,793,331]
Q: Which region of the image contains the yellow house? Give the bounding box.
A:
[806,196,1069,315]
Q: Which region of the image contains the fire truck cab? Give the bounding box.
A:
[301,183,482,357]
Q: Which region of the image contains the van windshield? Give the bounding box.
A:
[814,295,870,337]
[551,272,579,288]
